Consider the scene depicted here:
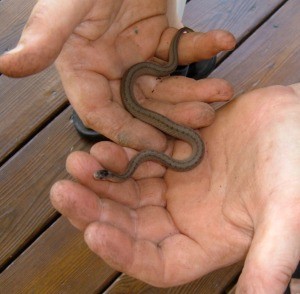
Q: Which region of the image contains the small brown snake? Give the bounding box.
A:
[94,27,205,182]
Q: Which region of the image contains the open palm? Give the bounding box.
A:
[0,0,235,150]
[51,83,300,292]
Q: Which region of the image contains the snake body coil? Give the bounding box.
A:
[94,27,204,182]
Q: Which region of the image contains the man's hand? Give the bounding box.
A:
[50,83,300,292]
[0,0,235,150]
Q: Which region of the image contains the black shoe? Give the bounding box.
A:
[71,111,109,142]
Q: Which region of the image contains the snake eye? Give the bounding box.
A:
[94,169,110,180]
[100,170,109,177]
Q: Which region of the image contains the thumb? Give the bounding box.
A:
[0,0,94,77]
[236,209,300,293]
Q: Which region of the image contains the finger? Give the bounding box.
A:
[140,75,233,104]
[290,82,300,95]
[143,100,215,129]
[236,211,300,293]
[51,179,144,235]
[89,141,169,180]
[290,278,300,292]
[0,0,94,77]
[84,223,212,287]
[66,148,167,207]
[50,180,104,230]
[61,71,168,151]
[136,76,233,129]
[50,182,175,242]
[156,28,236,65]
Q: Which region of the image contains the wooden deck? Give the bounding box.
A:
[0,0,299,292]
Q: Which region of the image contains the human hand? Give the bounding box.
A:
[0,0,235,151]
[50,83,300,292]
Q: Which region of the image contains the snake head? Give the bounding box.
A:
[93,169,125,183]
[93,169,112,180]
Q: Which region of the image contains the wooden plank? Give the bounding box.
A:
[102,0,300,292]
[211,0,300,102]
[0,68,67,163]
[0,217,118,293]
[0,0,37,53]
[183,0,285,40]
[0,0,67,162]
[0,106,91,267]
[104,264,242,294]
[0,106,120,291]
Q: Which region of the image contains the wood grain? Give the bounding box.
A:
[211,0,300,107]
[183,0,285,39]
[104,264,242,294]
[0,0,67,162]
[0,107,91,266]
[0,217,119,293]
[0,0,36,54]
[0,68,67,162]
